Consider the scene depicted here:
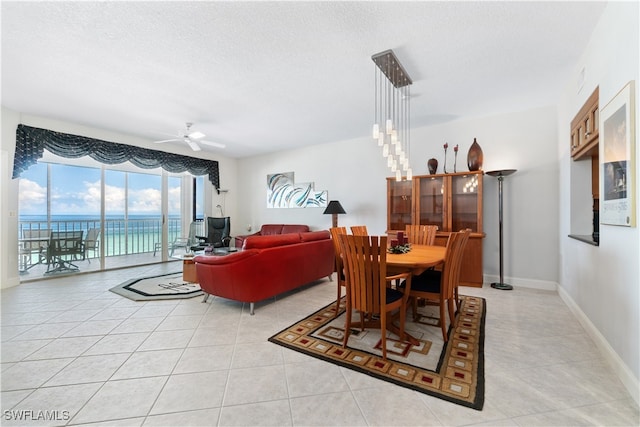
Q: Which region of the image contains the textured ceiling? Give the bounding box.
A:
[2,1,606,158]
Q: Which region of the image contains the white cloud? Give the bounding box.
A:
[20,176,184,216]
[18,178,46,213]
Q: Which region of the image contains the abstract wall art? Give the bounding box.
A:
[267,172,328,209]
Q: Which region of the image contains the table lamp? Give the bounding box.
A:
[323,200,346,228]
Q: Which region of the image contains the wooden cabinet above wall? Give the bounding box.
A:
[571,87,599,160]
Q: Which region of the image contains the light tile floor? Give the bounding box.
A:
[1,264,638,426]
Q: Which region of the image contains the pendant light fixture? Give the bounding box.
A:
[372,50,413,181]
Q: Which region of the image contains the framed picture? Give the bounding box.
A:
[266,172,328,208]
[601,80,636,227]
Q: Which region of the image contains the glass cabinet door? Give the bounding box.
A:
[415,176,445,231]
[450,173,482,232]
[387,179,413,231]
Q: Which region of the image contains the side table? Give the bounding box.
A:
[182,258,198,283]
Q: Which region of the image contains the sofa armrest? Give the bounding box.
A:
[194,249,259,265]
[234,231,261,249]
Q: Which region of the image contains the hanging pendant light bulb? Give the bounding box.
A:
[396,169,402,181]
[407,168,413,180]
[372,49,413,178]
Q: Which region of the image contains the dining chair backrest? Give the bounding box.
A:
[329,227,347,315]
[440,229,471,298]
[405,224,438,245]
[338,233,388,315]
[329,227,347,271]
[350,225,368,236]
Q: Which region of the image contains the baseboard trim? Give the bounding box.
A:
[482,274,557,291]
[557,285,640,407]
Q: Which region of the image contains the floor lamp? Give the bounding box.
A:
[486,169,517,290]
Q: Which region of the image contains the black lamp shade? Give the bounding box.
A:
[323,201,346,215]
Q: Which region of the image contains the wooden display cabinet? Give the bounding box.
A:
[386,178,413,231]
[388,171,485,287]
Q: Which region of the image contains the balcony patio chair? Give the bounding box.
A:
[18,229,51,272]
[46,230,84,274]
[82,228,100,262]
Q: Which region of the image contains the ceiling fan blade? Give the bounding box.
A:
[154,138,180,144]
[198,140,226,149]
[186,139,201,151]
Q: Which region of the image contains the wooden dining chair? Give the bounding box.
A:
[400,228,470,342]
[329,226,347,317]
[350,225,368,236]
[338,233,412,360]
[405,224,438,245]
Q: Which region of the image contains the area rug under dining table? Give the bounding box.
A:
[269,294,485,410]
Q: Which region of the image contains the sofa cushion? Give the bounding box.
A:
[300,230,330,242]
[243,233,302,249]
[259,224,285,235]
[282,224,310,234]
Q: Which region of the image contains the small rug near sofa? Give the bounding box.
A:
[269,294,485,410]
[110,272,204,301]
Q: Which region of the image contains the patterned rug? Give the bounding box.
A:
[109,272,204,301]
[269,294,485,410]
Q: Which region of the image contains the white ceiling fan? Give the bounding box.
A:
[153,122,226,151]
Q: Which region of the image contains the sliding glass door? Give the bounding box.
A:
[18,158,198,280]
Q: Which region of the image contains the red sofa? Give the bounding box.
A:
[234,224,310,249]
[194,230,334,315]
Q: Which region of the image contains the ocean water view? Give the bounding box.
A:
[19,214,183,257]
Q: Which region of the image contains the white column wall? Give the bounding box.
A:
[557,1,639,399]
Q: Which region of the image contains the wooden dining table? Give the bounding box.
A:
[386,244,447,275]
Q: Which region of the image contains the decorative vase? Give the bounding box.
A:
[467,138,483,171]
[428,158,438,175]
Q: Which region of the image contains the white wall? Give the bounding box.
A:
[0,108,238,289]
[236,105,560,288]
[557,1,639,402]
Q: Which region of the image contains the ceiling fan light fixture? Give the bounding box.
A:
[189,131,205,140]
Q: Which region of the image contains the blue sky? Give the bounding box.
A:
[19,163,186,216]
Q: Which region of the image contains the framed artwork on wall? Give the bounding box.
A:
[266,172,328,208]
[601,80,636,227]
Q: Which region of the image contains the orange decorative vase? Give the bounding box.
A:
[467,138,483,171]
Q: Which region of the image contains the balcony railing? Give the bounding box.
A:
[18,217,183,258]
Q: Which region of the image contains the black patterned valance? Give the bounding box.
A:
[12,124,220,188]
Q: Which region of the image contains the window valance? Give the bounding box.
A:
[12,124,220,188]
